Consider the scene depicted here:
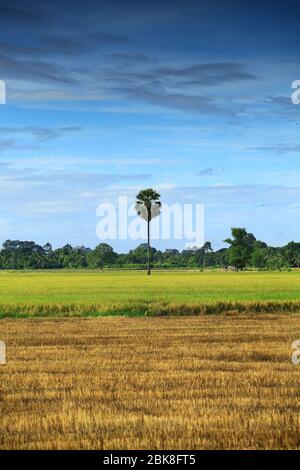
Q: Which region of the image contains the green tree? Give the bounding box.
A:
[128,243,157,266]
[201,241,213,269]
[224,228,256,270]
[283,242,300,267]
[251,241,268,269]
[135,189,161,275]
[89,243,117,269]
[88,243,118,269]
[267,252,287,271]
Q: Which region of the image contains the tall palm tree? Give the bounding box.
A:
[135,188,161,275]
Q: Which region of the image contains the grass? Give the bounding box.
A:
[1,315,300,449]
[1,270,300,317]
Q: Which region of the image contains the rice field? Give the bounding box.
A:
[1,270,300,317]
[1,315,300,449]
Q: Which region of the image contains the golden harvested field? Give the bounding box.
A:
[1,315,300,449]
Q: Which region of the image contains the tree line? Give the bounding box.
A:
[0,228,300,271]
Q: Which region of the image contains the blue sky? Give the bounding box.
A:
[0,0,299,251]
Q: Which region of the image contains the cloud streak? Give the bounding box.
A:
[0,53,76,84]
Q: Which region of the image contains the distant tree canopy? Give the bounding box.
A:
[224,227,256,270]
[0,228,296,271]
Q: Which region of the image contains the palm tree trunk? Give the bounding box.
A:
[147,218,151,275]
